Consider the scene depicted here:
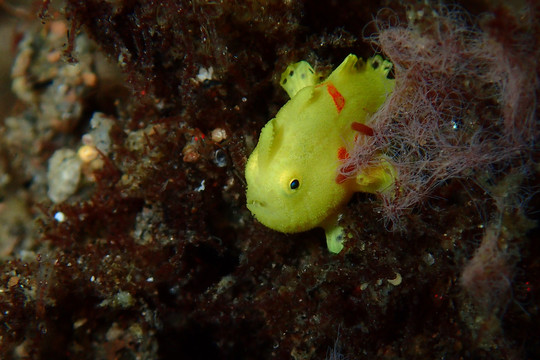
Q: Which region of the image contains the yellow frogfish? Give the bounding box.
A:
[245,54,395,253]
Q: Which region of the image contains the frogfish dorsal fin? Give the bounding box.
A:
[280,61,318,98]
[326,54,393,83]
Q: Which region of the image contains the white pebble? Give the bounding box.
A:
[47,148,82,203]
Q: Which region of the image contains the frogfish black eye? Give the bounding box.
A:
[290,179,300,190]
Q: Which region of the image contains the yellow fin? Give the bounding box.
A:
[327,54,363,78]
[367,55,393,77]
[322,215,346,254]
[325,225,346,254]
[280,61,318,98]
[355,157,396,194]
[327,54,392,81]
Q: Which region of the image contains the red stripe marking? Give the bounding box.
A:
[336,174,347,184]
[335,164,355,184]
[326,83,345,113]
[351,122,374,136]
[337,146,349,160]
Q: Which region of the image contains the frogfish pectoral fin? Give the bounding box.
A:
[355,157,396,194]
[322,215,347,254]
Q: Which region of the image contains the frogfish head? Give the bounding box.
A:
[245,119,349,233]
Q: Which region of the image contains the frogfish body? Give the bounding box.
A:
[245,54,395,253]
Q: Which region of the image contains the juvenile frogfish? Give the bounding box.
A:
[245,54,395,253]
